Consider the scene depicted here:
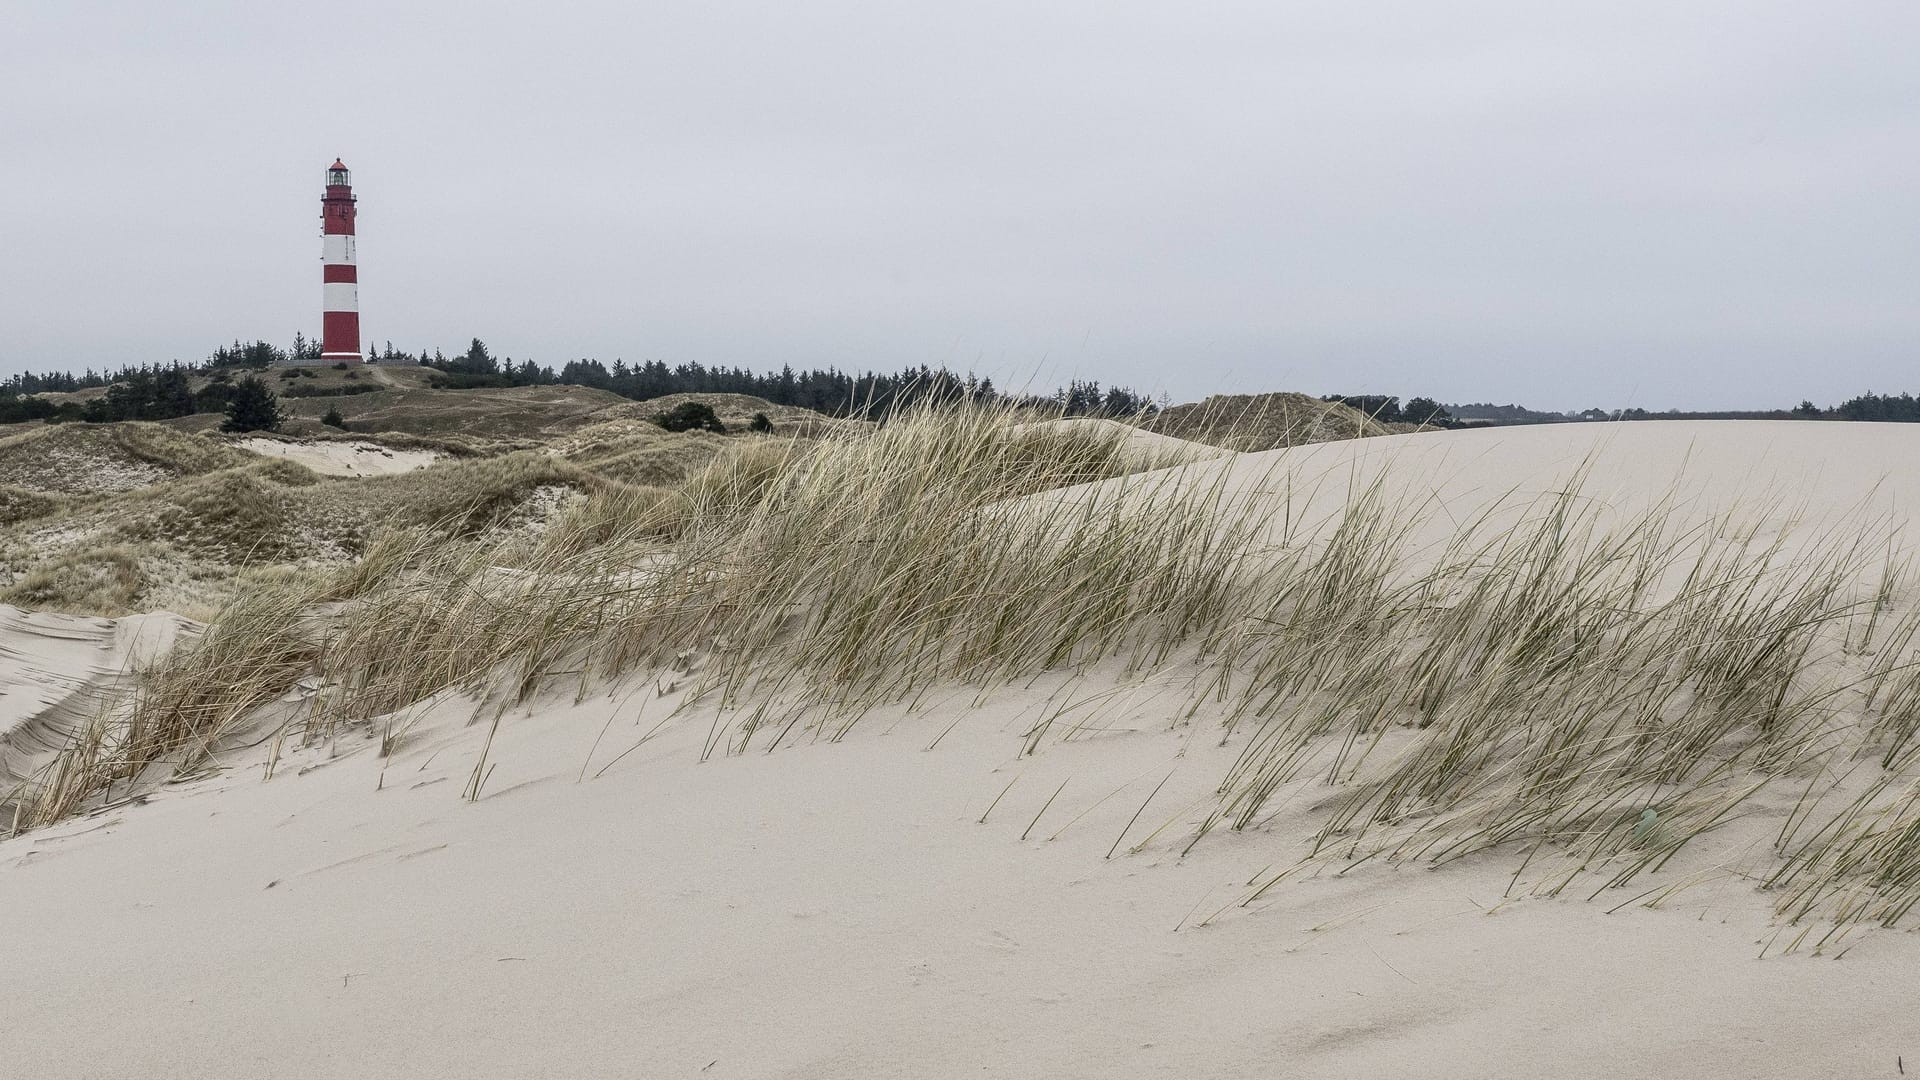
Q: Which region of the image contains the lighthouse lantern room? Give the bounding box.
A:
[319,159,362,362]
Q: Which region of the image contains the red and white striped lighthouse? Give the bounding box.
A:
[320,159,362,362]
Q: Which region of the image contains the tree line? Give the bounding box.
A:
[416,338,1158,420]
[0,364,290,431]
[1321,395,1456,426]
[1819,392,1920,423]
[2,335,1157,427]
[0,364,246,424]
[13,333,1917,430]
[1443,392,1920,426]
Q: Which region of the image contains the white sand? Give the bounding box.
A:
[1225,418,1920,536]
[237,437,440,477]
[3,420,1919,1078]
[1047,419,1920,577]
[0,605,198,793]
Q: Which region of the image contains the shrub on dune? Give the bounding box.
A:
[654,401,726,434]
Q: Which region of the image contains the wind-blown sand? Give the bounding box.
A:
[0,605,198,797]
[237,437,440,477]
[3,421,1919,1079]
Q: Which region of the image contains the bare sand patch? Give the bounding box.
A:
[237,437,440,477]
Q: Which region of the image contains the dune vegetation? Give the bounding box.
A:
[1146,391,1409,449]
[10,402,1920,946]
[0,421,257,494]
[0,409,789,616]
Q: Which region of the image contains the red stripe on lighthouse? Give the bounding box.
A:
[322,312,360,356]
[323,264,358,283]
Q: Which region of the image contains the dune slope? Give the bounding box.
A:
[2,671,1914,1080]
[3,420,1920,1079]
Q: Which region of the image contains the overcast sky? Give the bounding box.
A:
[4,1,1916,410]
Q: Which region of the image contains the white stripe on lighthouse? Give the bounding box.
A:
[322,235,357,263]
[323,282,359,311]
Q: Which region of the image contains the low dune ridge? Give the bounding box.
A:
[0,422,254,496]
[627,392,866,437]
[274,383,640,440]
[4,414,1920,1078]
[1056,417,1920,567]
[1145,390,1403,450]
[0,397,839,617]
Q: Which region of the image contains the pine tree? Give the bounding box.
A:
[459,338,495,375]
[221,375,286,432]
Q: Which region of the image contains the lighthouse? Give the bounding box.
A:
[319,159,362,362]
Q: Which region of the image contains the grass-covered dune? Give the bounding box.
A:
[0,446,608,616]
[0,421,255,498]
[6,410,1920,1077]
[0,398,819,615]
[1146,390,1408,449]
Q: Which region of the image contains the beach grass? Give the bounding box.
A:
[15,401,1920,936]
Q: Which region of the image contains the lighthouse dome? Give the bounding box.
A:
[327,160,350,185]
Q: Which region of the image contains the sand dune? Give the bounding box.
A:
[2,661,1912,1079]
[1217,418,1920,531]
[1031,419,1920,583]
[3,420,1919,1078]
